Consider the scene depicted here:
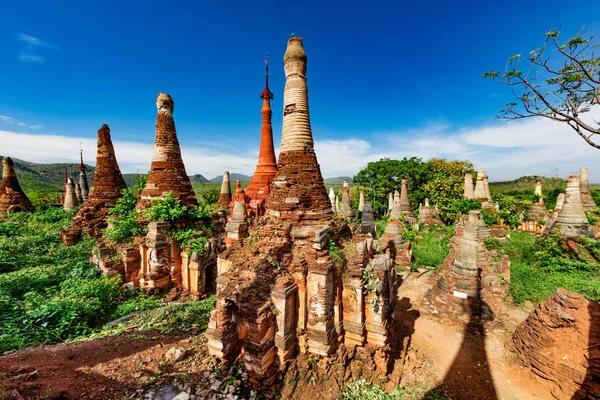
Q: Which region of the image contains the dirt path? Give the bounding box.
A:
[396,271,555,400]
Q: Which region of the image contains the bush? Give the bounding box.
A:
[170,228,211,255]
[504,231,600,304]
[481,209,501,226]
[411,225,453,270]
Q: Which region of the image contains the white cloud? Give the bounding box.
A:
[0,115,42,130]
[2,110,600,183]
[16,33,58,63]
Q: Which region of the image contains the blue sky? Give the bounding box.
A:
[1,0,600,180]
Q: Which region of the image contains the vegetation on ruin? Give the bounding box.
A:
[105,188,147,243]
[411,225,454,271]
[341,379,450,400]
[0,207,163,352]
[484,28,600,150]
[503,231,600,304]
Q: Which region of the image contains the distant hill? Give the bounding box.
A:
[0,156,94,201]
[189,174,209,183]
[323,176,353,185]
[209,173,252,183]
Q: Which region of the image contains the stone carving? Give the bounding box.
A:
[137,93,198,212]
[0,157,33,214]
[551,176,593,237]
[579,167,597,212]
[217,171,232,210]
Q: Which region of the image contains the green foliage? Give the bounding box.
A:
[326,238,345,273]
[423,159,474,224]
[483,237,502,251]
[453,198,482,215]
[170,227,211,255]
[105,189,147,243]
[145,192,214,224]
[493,194,531,228]
[342,380,448,400]
[131,296,216,333]
[375,217,389,238]
[0,209,161,351]
[503,231,600,304]
[146,193,189,222]
[0,207,90,274]
[411,225,453,271]
[481,209,501,227]
[587,212,598,226]
[353,157,433,216]
[402,224,418,242]
[199,188,221,206]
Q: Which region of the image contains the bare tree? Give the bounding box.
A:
[484,28,600,149]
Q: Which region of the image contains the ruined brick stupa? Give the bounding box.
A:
[338,179,356,220]
[137,93,198,212]
[513,288,600,399]
[463,172,474,199]
[61,124,127,244]
[473,169,493,208]
[579,167,597,212]
[245,56,277,216]
[550,176,593,237]
[399,179,416,223]
[418,198,442,225]
[217,171,232,210]
[206,38,397,386]
[421,210,510,321]
[77,150,90,202]
[0,157,33,214]
[528,181,549,221]
[63,177,79,210]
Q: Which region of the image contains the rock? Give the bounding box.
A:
[165,348,186,363]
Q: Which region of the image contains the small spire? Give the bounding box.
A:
[64,168,68,184]
[77,147,87,171]
[260,53,274,100]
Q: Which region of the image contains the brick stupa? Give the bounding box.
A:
[579,167,597,212]
[463,172,474,199]
[245,56,277,216]
[0,157,33,214]
[137,93,198,212]
[61,125,127,244]
[399,179,416,222]
[264,38,333,221]
[77,150,90,202]
[528,181,549,221]
[550,176,594,237]
[217,171,232,210]
[206,38,396,387]
[421,210,510,321]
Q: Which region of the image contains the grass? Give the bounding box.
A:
[411,225,454,271]
[341,380,450,400]
[0,207,164,351]
[504,231,600,304]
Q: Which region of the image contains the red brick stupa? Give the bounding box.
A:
[265,38,333,221]
[245,55,277,216]
[0,157,33,214]
[137,93,198,212]
[61,124,127,244]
